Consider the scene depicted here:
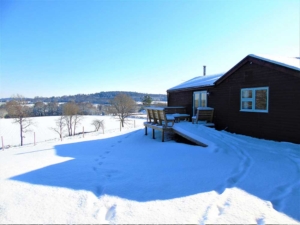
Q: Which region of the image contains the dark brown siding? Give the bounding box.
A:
[167,60,300,144]
[168,87,209,117]
[168,90,194,116]
[211,62,300,144]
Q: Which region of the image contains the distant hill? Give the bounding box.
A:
[0,91,167,104]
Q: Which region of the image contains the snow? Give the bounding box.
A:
[0,116,300,224]
[197,106,214,110]
[250,54,300,71]
[167,73,225,91]
[0,115,145,147]
[167,54,300,92]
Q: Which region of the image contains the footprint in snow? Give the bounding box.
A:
[105,205,116,221]
[223,144,253,189]
[217,200,230,215]
[256,217,265,225]
[199,205,211,225]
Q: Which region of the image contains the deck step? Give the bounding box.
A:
[172,125,208,147]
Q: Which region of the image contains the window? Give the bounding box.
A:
[193,91,207,115]
[241,87,268,113]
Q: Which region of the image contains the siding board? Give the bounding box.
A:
[167,56,300,144]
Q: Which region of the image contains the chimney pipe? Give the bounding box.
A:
[203,65,206,76]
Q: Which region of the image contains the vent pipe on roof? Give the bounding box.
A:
[203,65,206,76]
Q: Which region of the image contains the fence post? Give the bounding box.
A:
[1,136,4,151]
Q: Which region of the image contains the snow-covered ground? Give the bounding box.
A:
[0,115,146,147]
[0,116,299,224]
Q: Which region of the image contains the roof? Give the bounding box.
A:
[167,73,225,92]
[215,54,300,85]
[249,54,300,72]
[167,54,300,92]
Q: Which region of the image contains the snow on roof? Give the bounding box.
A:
[249,54,300,71]
[168,55,299,92]
[168,73,225,91]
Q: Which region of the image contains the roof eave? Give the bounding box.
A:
[167,84,215,93]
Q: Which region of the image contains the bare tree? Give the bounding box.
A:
[62,102,82,136]
[91,119,104,133]
[110,93,136,127]
[49,116,66,140]
[6,94,33,146]
[72,114,82,135]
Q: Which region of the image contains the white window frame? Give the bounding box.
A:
[240,87,269,113]
[193,91,207,116]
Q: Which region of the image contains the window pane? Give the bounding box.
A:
[200,92,207,107]
[194,93,199,107]
[193,93,200,115]
[194,91,208,115]
[255,89,267,110]
[242,90,252,98]
[242,101,252,109]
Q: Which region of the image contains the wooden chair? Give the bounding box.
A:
[192,107,214,127]
[146,108,155,123]
[144,108,174,142]
[146,107,159,124]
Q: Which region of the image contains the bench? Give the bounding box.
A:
[192,107,214,127]
[144,107,175,142]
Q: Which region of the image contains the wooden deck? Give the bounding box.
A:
[172,126,208,147]
[144,121,216,147]
[144,106,217,147]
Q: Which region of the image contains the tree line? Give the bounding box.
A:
[1,98,126,118]
[0,91,167,104]
[0,94,164,118]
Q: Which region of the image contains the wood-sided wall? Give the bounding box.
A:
[212,61,300,143]
[167,59,300,144]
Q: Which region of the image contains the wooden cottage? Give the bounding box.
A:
[167,54,300,144]
[167,73,225,116]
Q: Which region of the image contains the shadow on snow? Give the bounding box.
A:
[10,129,300,221]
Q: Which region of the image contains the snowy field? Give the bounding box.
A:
[0,116,299,224]
[0,115,146,147]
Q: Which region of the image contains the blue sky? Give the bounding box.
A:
[0,0,299,98]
